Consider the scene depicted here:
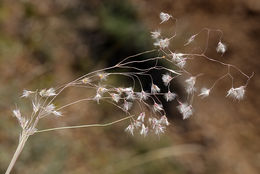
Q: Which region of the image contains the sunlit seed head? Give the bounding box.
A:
[160,12,172,24]
[151,30,161,39]
[21,90,34,98]
[226,86,245,100]
[198,88,210,98]
[177,103,193,119]
[216,41,227,54]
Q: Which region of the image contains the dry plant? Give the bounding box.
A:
[5,12,254,174]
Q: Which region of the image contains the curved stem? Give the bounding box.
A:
[35,115,134,134]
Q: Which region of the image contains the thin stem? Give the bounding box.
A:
[35,115,134,133]
[5,134,29,174]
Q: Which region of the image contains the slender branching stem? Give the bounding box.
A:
[35,115,134,133]
[7,12,254,174]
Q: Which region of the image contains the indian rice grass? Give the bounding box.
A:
[5,12,253,174]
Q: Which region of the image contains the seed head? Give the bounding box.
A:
[216,41,227,54]
[126,91,135,100]
[164,91,176,102]
[53,110,62,117]
[177,103,193,119]
[162,74,173,86]
[136,90,149,101]
[171,53,187,68]
[226,86,245,100]
[94,93,102,104]
[153,103,163,112]
[159,115,170,126]
[81,77,92,84]
[97,73,109,81]
[151,84,160,94]
[140,124,149,137]
[151,30,161,39]
[184,35,196,46]
[154,38,170,49]
[185,77,196,94]
[125,124,134,136]
[137,112,145,122]
[40,88,56,97]
[198,88,210,98]
[160,12,172,24]
[97,87,108,94]
[32,101,40,113]
[21,90,34,98]
[123,101,132,111]
[13,109,21,119]
[110,93,120,103]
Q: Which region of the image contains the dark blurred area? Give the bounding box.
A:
[0,0,259,174]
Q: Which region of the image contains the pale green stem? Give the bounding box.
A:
[35,115,133,134]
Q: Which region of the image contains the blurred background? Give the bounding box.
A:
[0,0,259,173]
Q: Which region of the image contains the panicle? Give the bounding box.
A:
[11,12,252,141]
[97,72,109,81]
[21,90,34,98]
[32,101,40,113]
[164,91,176,102]
[148,117,166,135]
[159,115,170,126]
[125,112,170,137]
[137,112,145,122]
[140,124,149,137]
[115,87,124,95]
[151,84,160,94]
[81,77,92,84]
[122,87,133,93]
[154,123,166,136]
[45,104,56,114]
[40,88,57,97]
[177,103,193,119]
[226,86,245,100]
[94,93,102,104]
[162,74,173,86]
[13,109,28,129]
[153,103,163,112]
[125,124,134,136]
[149,117,157,127]
[133,120,142,128]
[160,12,172,24]
[43,104,62,117]
[123,101,133,111]
[53,110,62,117]
[97,87,108,94]
[185,76,196,94]
[172,53,183,61]
[154,38,170,49]
[151,30,161,39]
[13,109,22,119]
[171,53,187,68]
[184,35,196,46]
[126,90,135,100]
[110,93,120,103]
[198,88,210,98]
[136,90,149,101]
[216,41,227,54]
